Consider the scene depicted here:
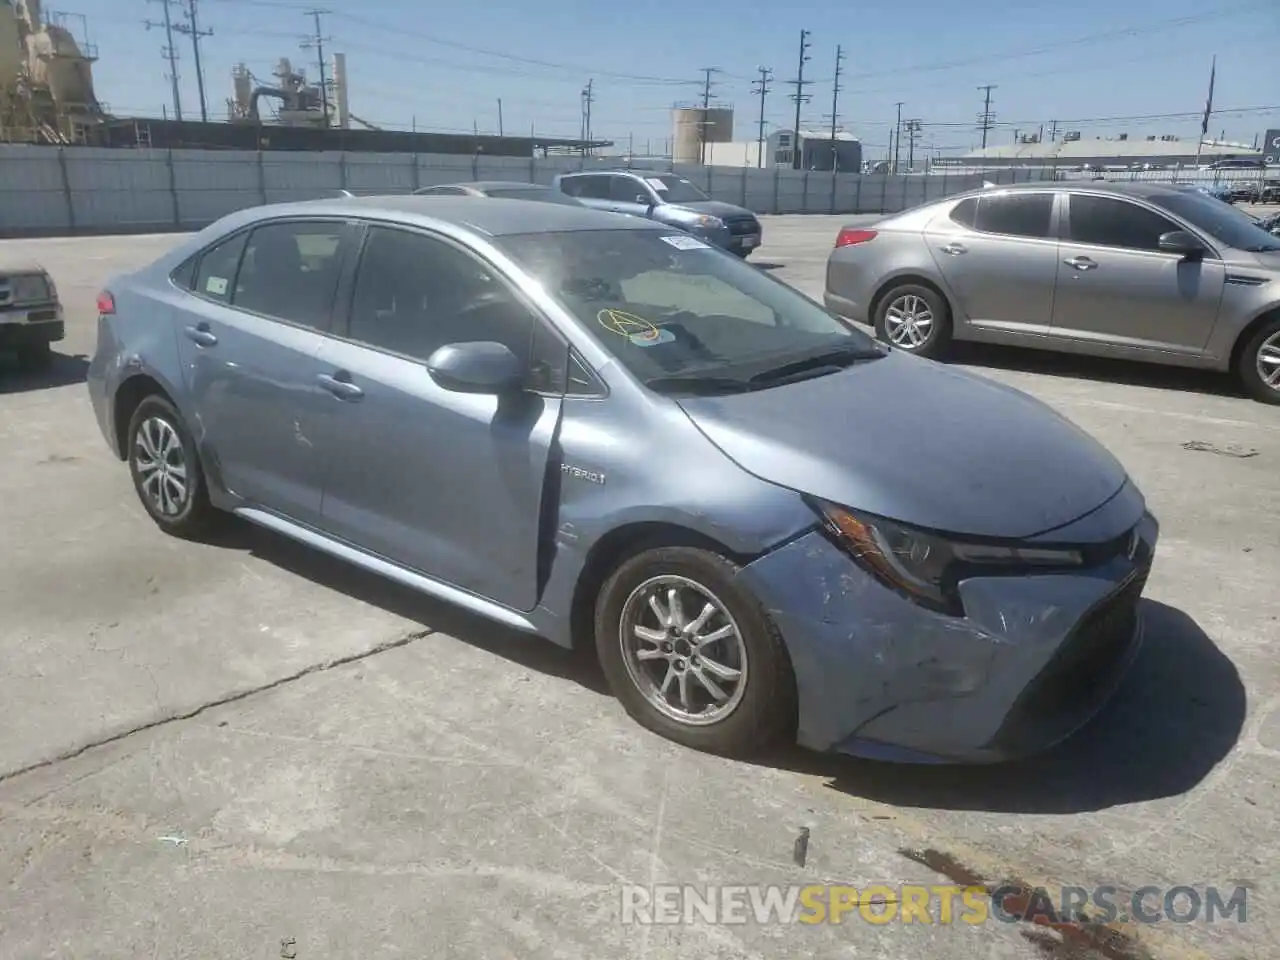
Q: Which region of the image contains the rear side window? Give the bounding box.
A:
[949,197,977,228]
[562,176,610,200]
[1067,195,1180,251]
[193,232,248,303]
[233,221,346,328]
[974,193,1054,239]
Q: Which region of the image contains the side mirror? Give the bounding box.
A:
[426,341,524,395]
[1158,230,1206,261]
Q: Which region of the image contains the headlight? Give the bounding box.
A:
[11,273,51,304]
[811,499,1084,615]
[692,214,724,230]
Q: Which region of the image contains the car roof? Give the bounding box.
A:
[212,195,661,238]
[560,169,664,177]
[426,181,557,192]
[961,180,1205,201]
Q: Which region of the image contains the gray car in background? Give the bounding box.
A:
[555,169,762,258]
[88,196,1156,764]
[824,181,1280,404]
[412,180,584,205]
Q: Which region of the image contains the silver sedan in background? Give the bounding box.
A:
[824,181,1280,404]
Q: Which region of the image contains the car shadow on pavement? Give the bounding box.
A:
[752,262,785,271]
[947,342,1245,400]
[0,351,90,393]
[212,518,611,696]
[760,600,1247,814]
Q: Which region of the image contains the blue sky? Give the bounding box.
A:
[59,0,1280,156]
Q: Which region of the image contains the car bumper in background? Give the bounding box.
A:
[0,306,63,346]
[736,511,1158,764]
[823,290,866,324]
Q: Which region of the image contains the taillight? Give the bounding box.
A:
[835,228,878,248]
[96,290,115,315]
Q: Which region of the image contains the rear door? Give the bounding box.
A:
[925,190,1061,333]
[559,174,613,212]
[1051,193,1225,353]
[173,218,355,525]
[314,223,562,611]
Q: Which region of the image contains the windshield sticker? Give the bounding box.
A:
[659,235,710,251]
[630,328,676,347]
[205,276,228,296]
[645,178,669,191]
[598,308,660,341]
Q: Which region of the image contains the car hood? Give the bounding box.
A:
[664,199,755,220]
[676,351,1129,540]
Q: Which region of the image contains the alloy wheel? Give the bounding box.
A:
[884,294,934,349]
[1256,331,1280,393]
[133,416,189,517]
[618,575,748,726]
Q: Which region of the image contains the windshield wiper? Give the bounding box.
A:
[644,375,754,396]
[748,345,883,385]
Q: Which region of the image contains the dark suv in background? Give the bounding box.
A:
[554,170,762,257]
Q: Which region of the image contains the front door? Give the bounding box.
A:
[925,190,1061,334]
[560,174,614,213]
[1051,193,1225,354]
[174,219,354,526]
[315,223,560,612]
[607,175,657,217]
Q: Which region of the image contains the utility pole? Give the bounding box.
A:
[172,0,212,123]
[497,98,504,136]
[698,67,721,164]
[300,9,331,125]
[144,0,183,122]
[976,84,997,150]
[751,66,772,168]
[826,45,845,171]
[786,29,812,170]
[892,102,903,173]
[905,118,922,171]
[580,79,594,157]
[1048,119,1058,141]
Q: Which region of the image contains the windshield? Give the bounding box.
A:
[499,229,880,392]
[488,187,580,205]
[645,175,710,204]
[1151,191,1280,252]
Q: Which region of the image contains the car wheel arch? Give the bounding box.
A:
[869,273,956,328]
[568,521,754,653]
[112,373,176,461]
[1229,305,1280,371]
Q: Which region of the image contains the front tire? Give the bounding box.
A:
[126,394,221,537]
[1238,317,1280,405]
[874,283,952,359]
[594,546,796,757]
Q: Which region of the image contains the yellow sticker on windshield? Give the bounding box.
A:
[598,308,661,343]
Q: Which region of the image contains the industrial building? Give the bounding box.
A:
[1,3,602,156]
[947,130,1267,169]
[669,113,864,171]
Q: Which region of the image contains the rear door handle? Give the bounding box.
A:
[183,324,218,347]
[1064,256,1098,271]
[939,242,967,255]
[316,372,364,401]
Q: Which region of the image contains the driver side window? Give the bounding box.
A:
[609,177,650,204]
[346,226,534,366]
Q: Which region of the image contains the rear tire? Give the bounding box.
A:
[126,394,222,538]
[1237,316,1280,405]
[594,546,796,757]
[874,283,952,360]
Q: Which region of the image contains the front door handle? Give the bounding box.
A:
[183,324,218,347]
[939,242,967,255]
[316,372,364,401]
[1063,256,1098,271]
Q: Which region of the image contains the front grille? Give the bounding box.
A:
[724,216,759,236]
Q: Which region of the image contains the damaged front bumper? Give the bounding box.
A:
[736,510,1158,764]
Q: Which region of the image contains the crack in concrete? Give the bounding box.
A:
[0,627,435,786]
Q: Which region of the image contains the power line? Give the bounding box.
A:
[751,66,772,169]
[786,29,812,170]
[977,84,997,149]
[698,67,721,165]
[299,9,331,125]
[172,0,213,123]
[144,0,183,122]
